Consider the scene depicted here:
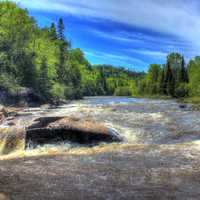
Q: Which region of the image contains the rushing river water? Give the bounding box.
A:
[1,97,200,200]
[79,97,200,144]
[1,96,199,152]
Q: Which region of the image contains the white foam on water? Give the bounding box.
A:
[26,141,80,153]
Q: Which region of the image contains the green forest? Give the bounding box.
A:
[1,1,200,104]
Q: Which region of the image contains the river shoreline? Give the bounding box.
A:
[1,97,200,199]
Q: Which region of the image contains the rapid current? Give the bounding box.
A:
[1,97,200,200]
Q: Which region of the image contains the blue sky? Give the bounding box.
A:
[10,0,200,71]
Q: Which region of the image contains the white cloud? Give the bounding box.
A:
[84,50,147,67]
[128,49,167,58]
[90,29,190,48]
[12,0,200,49]
[91,30,135,43]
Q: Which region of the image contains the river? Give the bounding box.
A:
[0,97,200,200]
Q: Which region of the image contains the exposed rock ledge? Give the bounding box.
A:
[26,117,122,148]
[0,106,22,123]
[0,117,122,155]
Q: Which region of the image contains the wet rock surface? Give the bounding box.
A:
[0,106,22,123]
[0,114,122,155]
[26,117,122,148]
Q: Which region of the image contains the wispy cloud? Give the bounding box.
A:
[10,0,200,69]
[90,29,190,49]
[88,28,195,60]
[13,0,200,49]
[91,30,137,43]
[84,50,147,67]
[127,49,167,58]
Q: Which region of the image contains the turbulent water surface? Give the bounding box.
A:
[1,97,200,200]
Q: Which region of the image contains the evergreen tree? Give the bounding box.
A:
[49,22,57,40]
[57,18,68,84]
[180,56,185,82]
[58,18,65,41]
[165,61,175,96]
[167,72,175,96]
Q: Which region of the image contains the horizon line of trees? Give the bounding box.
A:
[1,1,200,103]
[138,53,189,98]
[138,52,200,99]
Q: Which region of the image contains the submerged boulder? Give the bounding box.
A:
[0,116,122,155]
[26,117,122,148]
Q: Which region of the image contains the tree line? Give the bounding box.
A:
[0,1,142,102]
[1,1,200,102]
[138,53,189,98]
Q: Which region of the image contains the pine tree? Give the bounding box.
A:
[166,63,175,96]
[49,22,57,40]
[180,56,185,82]
[57,18,66,83]
[164,61,175,96]
[58,18,65,41]
[167,73,175,96]
[164,62,170,95]
[57,18,70,84]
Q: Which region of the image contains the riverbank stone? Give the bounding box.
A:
[26,117,122,148]
[0,116,122,155]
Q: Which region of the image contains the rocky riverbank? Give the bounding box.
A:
[0,143,200,200]
[1,97,200,200]
[0,107,122,156]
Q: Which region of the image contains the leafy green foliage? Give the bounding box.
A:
[37,57,51,100]
[187,57,200,96]
[0,1,143,102]
[1,2,198,103]
[0,73,21,94]
[114,87,132,96]
[139,53,189,98]
[50,83,65,102]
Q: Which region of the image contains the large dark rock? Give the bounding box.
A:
[15,88,44,107]
[26,117,122,148]
[0,117,122,155]
[0,87,44,107]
